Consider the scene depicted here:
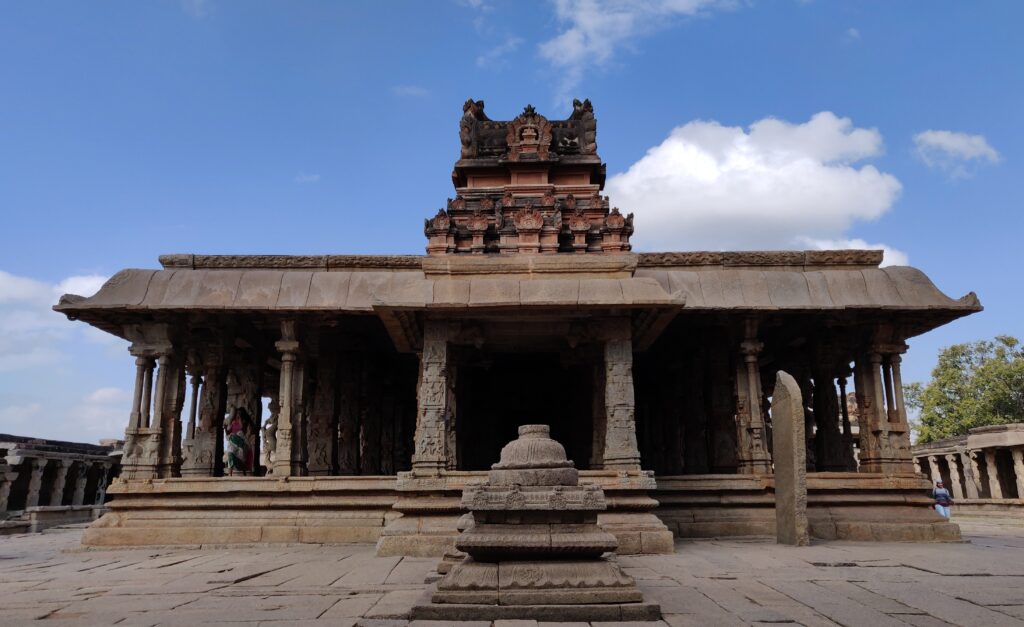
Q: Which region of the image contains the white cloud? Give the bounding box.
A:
[606,111,905,255]
[539,0,735,106]
[293,172,321,184]
[844,27,860,41]
[79,387,131,435]
[476,36,524,68]
[913,129,1000,179]
[391,85,430,98]
[0,402,42,431]
[0,270,111,372]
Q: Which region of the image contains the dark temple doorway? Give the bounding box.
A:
[455,352,594,470]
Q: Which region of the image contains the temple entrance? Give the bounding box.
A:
[455,352,594,470]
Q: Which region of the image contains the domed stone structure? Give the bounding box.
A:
[412,424,661,621]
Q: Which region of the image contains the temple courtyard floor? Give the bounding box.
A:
[2,520,1024,627]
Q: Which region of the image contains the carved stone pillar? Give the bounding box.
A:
[1012,448,1024,499]
[0,464,17,515]
[968,451,984,498]
[837,374,857,470]
[94,464,112,505]
[48,459,71,507]
[308,358,336,476]
[984,450,1004,499]
[853,343,912,475]
[412,321,450,472]
[71,462,89,506]
[156,352,187,478]
[181,350,226,477]
[733,320,771,474]
[122,353,162,480]
[590,361,606,469]
[812,371,845,472]
[601,319,641,469]
[274,320,303,476]
[943,454,965,500]
[960,451,980,499]
[227,361,264,475]
[927,456,943,487]
[25,458,46,509]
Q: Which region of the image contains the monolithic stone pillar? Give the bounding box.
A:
[336,355,360,475]
[0,465,17,515]
[590,361,606,469]
[812,372,845,472]
[984,450,1004,499]
[944,454,965,500]
[308,358,336,476]
[122,347,161,480]
[185,371,201,444]
[226,361,264,475]
[25,458,46,509]
[48,459,71,507]
[94,464,111,505]
[601,319,641,469]
[734,320,771,474]
[181,351,226,477]
[927,456,943,487]
[853,344,913,475]
[1012,448,1024,499]
[274,320,303,476]
[156,352,187,478]
[968,451,984,498]
[412,321,450,472]
[71,462,89,506]
[837,374,857,470]
[772,371,810,546]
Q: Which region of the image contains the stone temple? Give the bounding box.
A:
[54,99,981,551]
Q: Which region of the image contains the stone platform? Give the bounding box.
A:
[3,521,1024,625]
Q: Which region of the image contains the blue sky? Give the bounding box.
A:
[0,1,1020,443]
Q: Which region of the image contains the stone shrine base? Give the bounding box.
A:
[82,472,957,549]
[4,520,1024,626]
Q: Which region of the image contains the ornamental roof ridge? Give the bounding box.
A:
[159,254,424,270]
[636,250,885,268]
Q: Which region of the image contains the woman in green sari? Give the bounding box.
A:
[225,407,253,476]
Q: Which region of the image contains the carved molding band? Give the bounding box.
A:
[637,250,884,268]
[160,254,424,270]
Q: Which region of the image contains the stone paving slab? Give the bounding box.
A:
[1,520,1024,625]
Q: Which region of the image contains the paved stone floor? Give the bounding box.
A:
[2,519,1024,626]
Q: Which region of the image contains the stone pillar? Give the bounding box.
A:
[0,464,17,515]
[590,361,606,469]
[837,374,857,470]
[308,358,336,476]
[155,352,186,478]
[944,454,965,500]
[812,372,844,471]
[968,451,984,498]
[181,350,226,477]
[853,343,912,475]
[94,464,112,505]
[734,320,771,474]
[772,370,810,546]
[122,350,161,480]
[601,318,642,469]
[25,458,46,509]
[927,455,943,487]
[984,450,1003,499]
[1012,448,1024,499]
[48,459,71,507]
[412,321,450,472]
[71,462,89,506]
[274,320,303,476]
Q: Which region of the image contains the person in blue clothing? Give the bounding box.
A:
[931,480,953,518]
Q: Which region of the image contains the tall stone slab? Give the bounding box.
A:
[772,371,810,546]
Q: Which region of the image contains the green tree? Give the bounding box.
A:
[905,335,1024,442]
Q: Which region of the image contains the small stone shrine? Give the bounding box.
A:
[412,424,661,621]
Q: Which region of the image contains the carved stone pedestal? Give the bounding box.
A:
[411,425,661,622]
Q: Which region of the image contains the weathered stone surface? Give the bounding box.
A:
[772,371,810,546]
